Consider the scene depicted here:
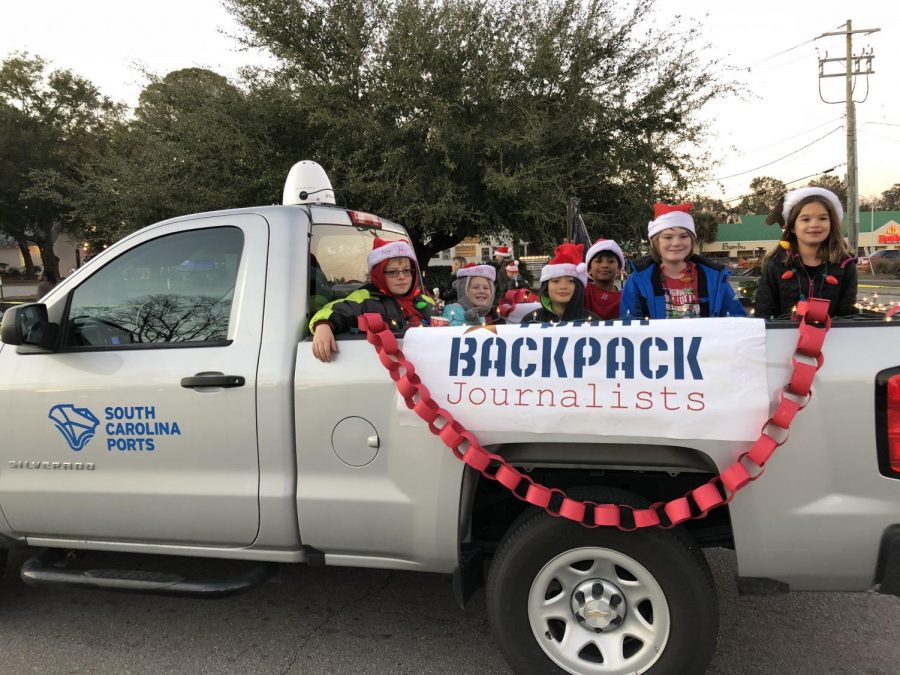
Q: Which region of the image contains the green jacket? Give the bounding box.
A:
[309,284,436,334]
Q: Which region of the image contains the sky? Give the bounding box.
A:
[1,0,897,206]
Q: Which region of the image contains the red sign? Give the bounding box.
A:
[879,234,900,244]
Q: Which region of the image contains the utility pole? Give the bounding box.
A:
[818,20,879,255]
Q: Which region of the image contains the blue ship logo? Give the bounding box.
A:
[49,404,100,451]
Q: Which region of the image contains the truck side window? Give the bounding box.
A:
[63,227,244,347]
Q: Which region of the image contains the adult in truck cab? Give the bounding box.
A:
[754,187,858,319]
[440,255,467,304]
[583,237,624,319]
[309,237,435,362]
[521,243,600,323]
[442,263,499,326]
[620,202,746,319]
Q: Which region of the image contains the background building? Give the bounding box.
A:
[701,211,900,261]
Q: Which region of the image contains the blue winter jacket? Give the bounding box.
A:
[620,255,746,319]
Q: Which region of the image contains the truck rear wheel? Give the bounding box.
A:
[486,489,718,674]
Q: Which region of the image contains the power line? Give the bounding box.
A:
[741,37,817,69]
[730,117,844,156]
[711,126,843,181]
[752,52,815,75]
[721,165,845,204]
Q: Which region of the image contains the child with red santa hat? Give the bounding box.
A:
[309,237,436,361]
[521,243,600,322]
[621,203,745,319]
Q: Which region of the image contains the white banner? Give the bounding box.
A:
[398,318,769,441]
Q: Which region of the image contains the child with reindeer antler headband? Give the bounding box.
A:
[754,187,857,319]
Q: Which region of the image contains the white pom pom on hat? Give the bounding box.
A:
[647,202,696,239]
[781,187,843,224]
[540,243,589,286]
[584,238,625,268]
[456,262,496,282]
[367,237,417,272]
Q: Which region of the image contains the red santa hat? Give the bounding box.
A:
[498,288,542,324]
[456,262,496,282]
[506,260,520,274]
[648,202,696,239]
[584,238,625,268]
[367,237,417,272]
[493,245,513,258]
[540,243,588,286]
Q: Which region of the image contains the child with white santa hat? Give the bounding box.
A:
[521,243,600,323]
[309,237,436,361]
[583,238,625,319]
[442,263,500,326]
[620,202,745,319]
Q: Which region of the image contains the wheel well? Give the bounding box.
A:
[462,443,734,555]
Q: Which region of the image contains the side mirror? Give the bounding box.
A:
[0,303,56,348]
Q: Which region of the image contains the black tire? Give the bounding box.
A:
[486,488,718,675]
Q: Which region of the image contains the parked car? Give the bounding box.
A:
[868,249,900,275]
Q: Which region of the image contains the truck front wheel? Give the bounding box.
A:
[486,490,718,674]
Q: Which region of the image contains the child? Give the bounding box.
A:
[504,260,526,290]
[521,243,600,322]
[620,202,745,319]
[754,187,857,318]
[309,237,435,361]
[583,238,624,319]
[442,263,499,326]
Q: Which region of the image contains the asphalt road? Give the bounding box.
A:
[1,547,898,674]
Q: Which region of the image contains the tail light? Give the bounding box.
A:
[347,210,381,228]
[876,368,900,478]
[888,376,900,472]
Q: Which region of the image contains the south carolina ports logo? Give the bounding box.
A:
[49,404,100,451]
[48,404,182,452]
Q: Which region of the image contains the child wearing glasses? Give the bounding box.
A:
[442,263,499,326]
[309,237,436,362]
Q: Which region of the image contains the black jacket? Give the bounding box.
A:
[309,284,436,334]
[754,254,857,318]
[522,282,600,323]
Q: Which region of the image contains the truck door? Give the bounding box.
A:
[0,216,267,547]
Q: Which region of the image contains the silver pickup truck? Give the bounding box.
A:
[1,164,898,675]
